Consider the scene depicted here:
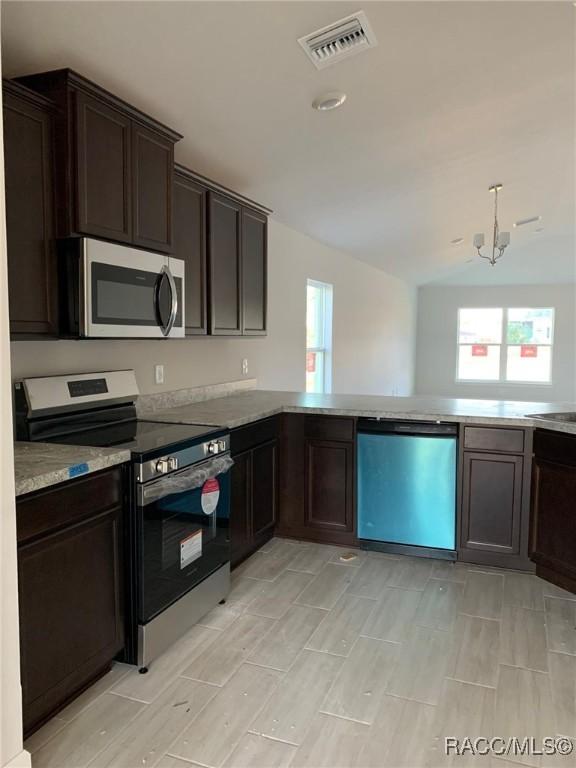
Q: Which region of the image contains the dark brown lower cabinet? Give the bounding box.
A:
[305,440,354,534]
[530,429,576,594]
[278,414,357,546]
[230,450,252,565]
[17,467,125,736]
[458,427,533,571]
[230,418,278,567]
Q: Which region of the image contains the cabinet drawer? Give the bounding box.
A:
[305,416,355,442]
[231,416,279,455]
[17,467,123,543]
[464,426,525,454]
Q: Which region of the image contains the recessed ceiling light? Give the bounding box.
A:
[451,237,464,245]
[514,215,541,228]
[312,92,347,111]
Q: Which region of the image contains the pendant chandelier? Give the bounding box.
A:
[473,184,510,266]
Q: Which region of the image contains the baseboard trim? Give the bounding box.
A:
[3,748,31,768]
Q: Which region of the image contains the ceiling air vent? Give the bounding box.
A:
[298,11,378,70]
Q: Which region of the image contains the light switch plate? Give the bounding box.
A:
[155,364,165,385]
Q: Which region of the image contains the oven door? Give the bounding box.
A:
[136,456,231,625]
[81,238,184,338]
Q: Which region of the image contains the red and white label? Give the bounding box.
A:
[521,345,538,358]
[201,477,220,515]
[471,344,488,357]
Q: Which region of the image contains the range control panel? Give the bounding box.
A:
[136,435,231,483]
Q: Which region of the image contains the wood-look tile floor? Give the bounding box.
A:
[26,539,576,768]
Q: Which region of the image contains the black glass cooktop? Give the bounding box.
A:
[45,420,223,457]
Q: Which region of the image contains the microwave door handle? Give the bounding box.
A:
[155,265,178,337]
[163,265,178,336]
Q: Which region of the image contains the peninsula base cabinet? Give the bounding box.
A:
[230,417,278,567]
[459,426,534,571]
[16,467,125,736]
[278,414,357,547]
[530,429,576,595]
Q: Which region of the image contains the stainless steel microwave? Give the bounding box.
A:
[60,238,185,338]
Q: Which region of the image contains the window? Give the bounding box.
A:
[306,280,333,393]
[457,307,554,384]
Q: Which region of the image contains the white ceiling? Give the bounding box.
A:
[2,1,574,285]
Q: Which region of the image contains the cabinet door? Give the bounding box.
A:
[230,450,252,567]
[252,440,277,540]
[132,123,173,252]
[75,92,132,242]
[461,452,523,555]
[241,208,267,335]
[173,172,207,334]
[4,89,57,337]
[208,193,242,335]
[18,507,123,735]
[305,439,354,534]
[531,457,576,586]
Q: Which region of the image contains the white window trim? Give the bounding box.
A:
[306,279,333,394]
[455,306,555,386]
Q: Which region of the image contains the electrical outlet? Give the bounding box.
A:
[154,364,165,385]
[241,358,249,376]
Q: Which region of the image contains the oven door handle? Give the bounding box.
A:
[137,454,234,506]
[154,265,178,337]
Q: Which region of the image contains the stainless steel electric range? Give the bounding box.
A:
[15,370,231,671]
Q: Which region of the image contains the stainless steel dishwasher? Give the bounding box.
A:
[357,419,458,559]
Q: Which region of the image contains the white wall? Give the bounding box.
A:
[10,220,417,397]
[0,17,30,766]
[415,284,576,402]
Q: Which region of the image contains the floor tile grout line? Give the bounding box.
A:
[547,648,576,658]
[316,708,380,728]
[136,681,222,768]
[166,752,212,767]
[29,685,147,760]
[107,689,153,705]
[83,696,150,768]
[247,729,299,748]
[215,661,292,768]
[443,675,498,691]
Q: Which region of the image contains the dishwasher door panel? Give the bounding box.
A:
[357,433,456,550]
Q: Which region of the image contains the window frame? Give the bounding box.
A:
[455,306,554,386]
[306,279,333,394]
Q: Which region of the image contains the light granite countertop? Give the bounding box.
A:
[144,390,576,433]
[14,442,131,497]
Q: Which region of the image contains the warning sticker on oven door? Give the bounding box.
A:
[180,530,202,568]
[201,478,220,515]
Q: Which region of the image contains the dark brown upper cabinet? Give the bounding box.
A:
[17,69,181,253]
[242,207,267,335]
[75,91,132,243]
[173,166,208,335]
[208,192,242,335]
[3,80,58,338]
[207,191,268,336]
[132,123,174,251]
